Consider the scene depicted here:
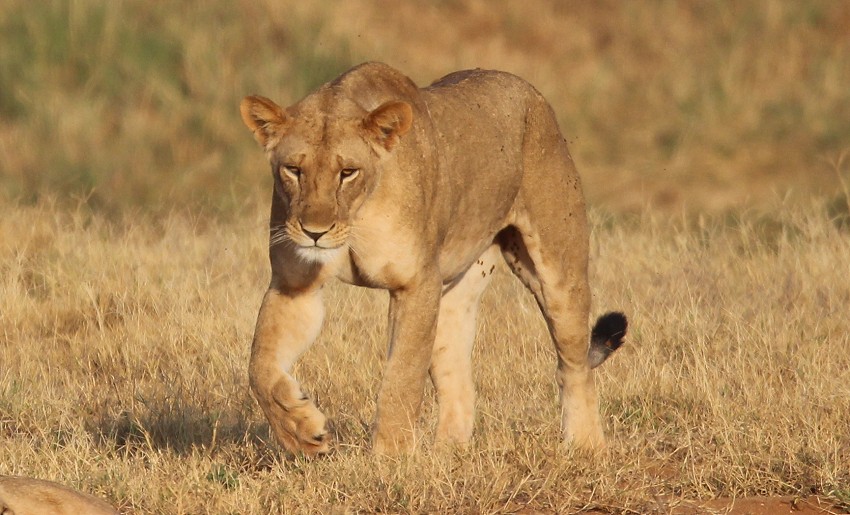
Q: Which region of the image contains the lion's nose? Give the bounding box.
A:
[300,221,334,243]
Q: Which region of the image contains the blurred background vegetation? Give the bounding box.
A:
[0,0,848,216]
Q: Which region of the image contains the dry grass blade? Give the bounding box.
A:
[1,200,848,512]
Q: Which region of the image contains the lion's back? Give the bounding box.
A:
[424,68,541,126]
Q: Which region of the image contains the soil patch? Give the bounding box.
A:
[672,495,846,515]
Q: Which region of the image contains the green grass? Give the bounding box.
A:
[2,1,849,214]
[0,1,356,214]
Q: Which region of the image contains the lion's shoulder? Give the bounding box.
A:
[330,62,421,112]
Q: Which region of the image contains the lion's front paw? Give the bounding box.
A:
[269,395,330,457]
[564,432,607,453]
[372,425,416,456]
[562,421,607,453]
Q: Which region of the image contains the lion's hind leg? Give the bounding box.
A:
[504,207,605,450]
[502,94,608,449]
[429,245,499,444]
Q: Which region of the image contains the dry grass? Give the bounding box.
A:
[1,200,848,513]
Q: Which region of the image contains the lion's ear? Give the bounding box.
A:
[363,101,413,151]
[240,95,288,147]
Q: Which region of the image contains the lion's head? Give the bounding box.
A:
[240,92,413,262]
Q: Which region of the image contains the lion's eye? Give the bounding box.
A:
[282,165,301,180]
[340,168,360,182]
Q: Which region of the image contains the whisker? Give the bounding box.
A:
[269,228,295,249]
[348,243,362,261]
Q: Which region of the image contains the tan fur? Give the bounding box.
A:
[241,62,617,455]
[0,477,117,515]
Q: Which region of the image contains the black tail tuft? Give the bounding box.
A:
[588,311,628,369]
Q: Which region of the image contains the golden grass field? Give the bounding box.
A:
[2,201,849,513]
[1,0,850,513]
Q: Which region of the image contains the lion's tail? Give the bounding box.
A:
[587,312,627,369]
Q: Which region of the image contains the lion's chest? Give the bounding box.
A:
[335,219,423,290]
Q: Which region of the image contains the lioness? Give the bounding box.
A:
[241,62,626,456]
[0,476,118,515]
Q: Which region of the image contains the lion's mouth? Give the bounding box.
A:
[293,232,345,251]
[271,222,347,259]
[291,225,346,262]
[298,240,342,251]
[294,244,345,264]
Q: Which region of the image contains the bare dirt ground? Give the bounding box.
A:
[675,495,845,515]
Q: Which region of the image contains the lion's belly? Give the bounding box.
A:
[437,241,498,284]
[435,207,515,283]
[433,163,523,282]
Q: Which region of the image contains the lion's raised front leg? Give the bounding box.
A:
[249,288,329,456]
[372,276,442,455]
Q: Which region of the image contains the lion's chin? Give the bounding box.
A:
[294,245,345,264]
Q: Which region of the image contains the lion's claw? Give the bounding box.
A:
[267,394,330,456]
